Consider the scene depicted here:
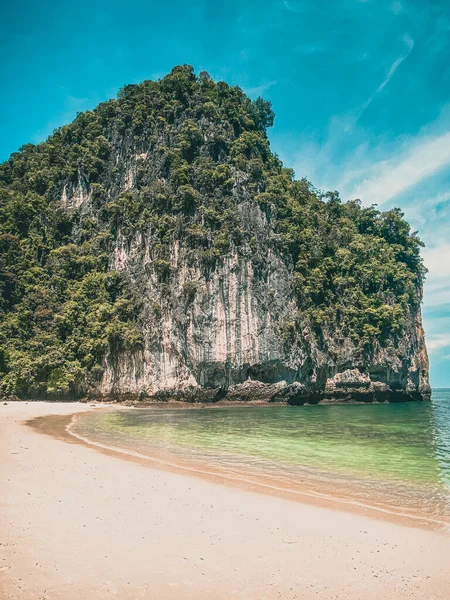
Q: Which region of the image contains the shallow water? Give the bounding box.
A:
[70,389,450,524]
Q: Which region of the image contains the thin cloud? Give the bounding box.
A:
[282,0,304,13]
[426,334,450,352]
[291,104,450,213]
[391,1,403,15]
[424,289,450,308]
[422,244,450,282]
[405,191,450,224]
[243,80,277,97]
[349,130,450,205]
[348,34,414,130]
[422,243,450,311]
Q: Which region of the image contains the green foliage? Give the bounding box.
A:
[0,65,426,397]
[0,188,142,397]
[182,281,198,302]
[271,180,425,345]
[230,131,270,161]
[153,259,172,280]
[251,97,275,131]
[174,185,200,213]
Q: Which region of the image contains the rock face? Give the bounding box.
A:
[0,66,430,403]
[96,200,429,404]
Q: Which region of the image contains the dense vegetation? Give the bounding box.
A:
[0,65,425,398]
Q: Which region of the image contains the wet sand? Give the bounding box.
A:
[1,401,450,599]
[62,409,450,531]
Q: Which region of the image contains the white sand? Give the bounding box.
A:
[1,401,449,600]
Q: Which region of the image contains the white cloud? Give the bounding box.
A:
[422,243,450,309]
[425,334,450,352]
[424,288,450,308]
[423,244,450,282]
[425,282,450,302]
[348,130,450,205]
[243,80,277,97]
[288,101,450,209]
[404,191,450,224]
[423,315,450,353]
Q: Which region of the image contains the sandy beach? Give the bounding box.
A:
[1,402,450,600]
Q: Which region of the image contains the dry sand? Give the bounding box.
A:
[1,402,450,600]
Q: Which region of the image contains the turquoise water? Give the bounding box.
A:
[71,389,450,523]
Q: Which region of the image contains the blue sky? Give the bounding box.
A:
[1,0,450,385]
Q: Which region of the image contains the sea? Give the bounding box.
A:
[69,389,450,527]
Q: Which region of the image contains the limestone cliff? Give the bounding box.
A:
[0,66,430,402]
[100,207,430,403]
[97,206,430,403]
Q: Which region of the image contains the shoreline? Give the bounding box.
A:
[28,408,449,532]
[2,394,431,407]
[2,401,450,599]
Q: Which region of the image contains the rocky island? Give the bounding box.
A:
[0,66,430,403]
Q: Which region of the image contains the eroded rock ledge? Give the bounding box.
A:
[89,368,431,405]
